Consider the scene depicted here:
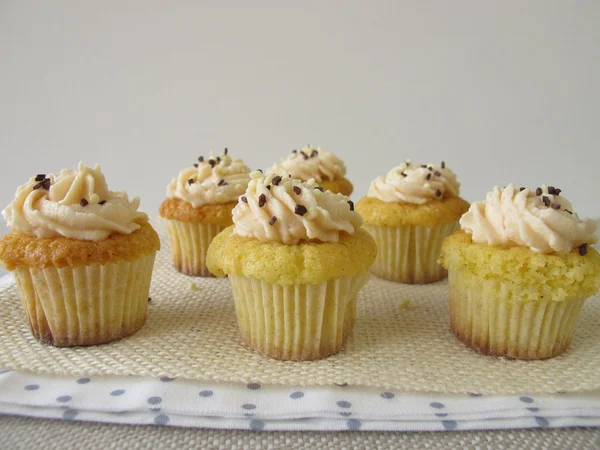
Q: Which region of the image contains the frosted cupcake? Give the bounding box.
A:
[440,184,600,360]
[206,171,377,360]
[0,162,160,346]
[355,160,469,284]
[268,145,353,195]
[159,149,251,276]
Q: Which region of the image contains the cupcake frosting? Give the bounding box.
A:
[167,149,251,208]
[368,160,460,204]
[2,162,148,241]
[268,146,346,183]
[232,171,362,245]
[460,184,598,254]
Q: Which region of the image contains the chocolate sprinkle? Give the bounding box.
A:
[300,151,309,160]
[208,159,216,168]
[551,203,560,210]
[216,156,221,163]
[241,196,248,203]
[266,185,271,190]
[426,173,431,180]
[193,163,199,168]
[401,172,407,177]
[269,216,277,225]
[542,196,551,207]
[148,297,152,303]
[224,148,228,155]
[257,169,263,173]
[272,175,282,186]
[34,174,46,182]
[218,179,228,186]
[547,186,556,195]
[32,181,45,190]
[292,149,297,153]
[80,198,89,207]
[293,186,301,195]
[310,150,318,158]
[258,194,267,207]
[348,200,354,211]
[42,178,51,189]
[434,170,441,177]
[520,187,526,192]
[564,209,573,214]
[435,189,442,197]
[188,178,194,185]
[98,200,107,205]
[199,156,204,162]
[441,161,446,169]
[535,187,542,196]
[555,188,561,195]
[421,164,427,168]
[579,244,588,256]
[294,204,308,216]
[314,186,324,192]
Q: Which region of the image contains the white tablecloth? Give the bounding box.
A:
[1,367,599,432]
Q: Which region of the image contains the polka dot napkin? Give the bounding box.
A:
[1,369,599,431]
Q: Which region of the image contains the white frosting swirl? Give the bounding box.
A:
[267,146,346,183]
[368,160,460,204]
[2,162,148,241]
[232,171,362,245]
[167,150,251,207]
[460,184,598,254]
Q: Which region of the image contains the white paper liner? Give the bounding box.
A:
[365,222,459,284]
[228,273,371,361]
[448,268,586,359]
[12,253,156,346]
[164,219,224,277]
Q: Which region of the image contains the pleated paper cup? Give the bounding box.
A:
[165,219,225,277]
[364,222,459,284]
[12,253,156,347]
[448,268,586,360]
[228,272,371,361]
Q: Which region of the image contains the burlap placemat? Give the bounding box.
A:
[1,218,599,395]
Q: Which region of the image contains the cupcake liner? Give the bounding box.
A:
[364,222,459,284]
[13,253,156,347]
[165,219,225,277]
[448,268,586,360]
[228,273,371,361]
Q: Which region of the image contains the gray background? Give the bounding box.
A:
[1,0,599,237]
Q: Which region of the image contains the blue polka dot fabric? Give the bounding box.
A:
[1,368,599,431]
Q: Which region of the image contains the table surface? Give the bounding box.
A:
[1,415,599,450]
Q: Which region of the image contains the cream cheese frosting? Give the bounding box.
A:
[267,145,346,183]
[460,184,598,254]
[368,160,460,204]
[232,171,362,245]
[167,149,251,207]
[2,162,148,241]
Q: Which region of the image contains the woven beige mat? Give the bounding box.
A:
[1,219,599,395]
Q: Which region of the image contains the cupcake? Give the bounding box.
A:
[206,171,377,360]
[0,162,160,346]
[268,145,353,195]
[159,148,251,276]
[440,184,600,360]
[355,160,469,284]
